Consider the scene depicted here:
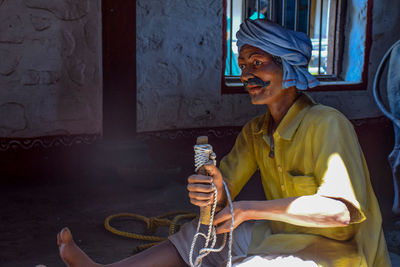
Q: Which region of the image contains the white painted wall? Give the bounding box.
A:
[137,0,400,132]
[0,0,102,138]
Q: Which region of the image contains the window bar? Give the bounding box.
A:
[307,0,311,35]
[282,0,286,27]
[244,0,248,18]
[332,0,339,74]
[294,0,300,31]
[230,0,233,75]
[318,0,324,74]
[268,0,273,20]
[257,0,261,18]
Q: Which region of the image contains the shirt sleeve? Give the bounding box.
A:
[312,110,367,224]
[219,121,258,200]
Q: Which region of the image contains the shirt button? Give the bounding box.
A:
[281,184,285,191]
[277,166,282,173]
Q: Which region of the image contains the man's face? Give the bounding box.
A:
[238,45,284,105]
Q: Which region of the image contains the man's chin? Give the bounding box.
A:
[248,88,268,105]
[250,95,266,105]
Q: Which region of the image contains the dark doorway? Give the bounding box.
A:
[102,0,137,141]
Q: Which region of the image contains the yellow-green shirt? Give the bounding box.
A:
[219,93,391,266]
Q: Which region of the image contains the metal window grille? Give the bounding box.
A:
[225,0,342,80]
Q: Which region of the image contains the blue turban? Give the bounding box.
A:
[236,19,319,90]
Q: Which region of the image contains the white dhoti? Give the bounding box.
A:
[169,220,318,267]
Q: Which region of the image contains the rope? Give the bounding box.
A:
[373,39,400,129]
[103,141,234,265]
[194,144,216,172]
[190,144,234,267]
[223,179,234,267]
[104,211,197,253]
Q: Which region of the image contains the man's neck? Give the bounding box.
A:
[268,88,299,129]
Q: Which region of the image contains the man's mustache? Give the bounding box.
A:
[243,77,271,90]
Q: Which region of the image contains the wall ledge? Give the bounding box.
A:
[0,134,99,151]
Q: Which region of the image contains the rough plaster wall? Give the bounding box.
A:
[0,0,102,138]
[137,0,264,132]
[137,0,400,132]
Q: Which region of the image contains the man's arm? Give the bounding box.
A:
[213,195,352,234]
[188,163,352,232]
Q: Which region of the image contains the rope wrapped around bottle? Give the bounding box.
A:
[189,138,234,267]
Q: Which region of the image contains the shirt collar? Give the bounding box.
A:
[253,113,269,135]
[253,93,316,140]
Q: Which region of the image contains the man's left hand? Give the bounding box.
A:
[213,201,248,234]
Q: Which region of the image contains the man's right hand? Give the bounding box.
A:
[187,163,226,209]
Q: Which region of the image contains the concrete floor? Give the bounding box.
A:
[1,139,400,266]
[0,139,197,267]
[0,159,195,266]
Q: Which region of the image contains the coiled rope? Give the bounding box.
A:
[372,39,400,129]
[190,144,234,267]
[104,211,196,253]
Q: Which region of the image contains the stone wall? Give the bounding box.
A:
[0,0,102,138]
[137,0,400,132]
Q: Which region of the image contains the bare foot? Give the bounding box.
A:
[57,227,102,267]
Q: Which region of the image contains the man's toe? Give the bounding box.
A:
[60,227,73,243]
[57,232,61,246]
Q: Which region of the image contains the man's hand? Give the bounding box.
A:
[187,162,226,208]
[213,201,248,234]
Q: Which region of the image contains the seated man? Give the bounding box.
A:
[57,19,391,267]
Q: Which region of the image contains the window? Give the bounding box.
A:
[223,0,372,92]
